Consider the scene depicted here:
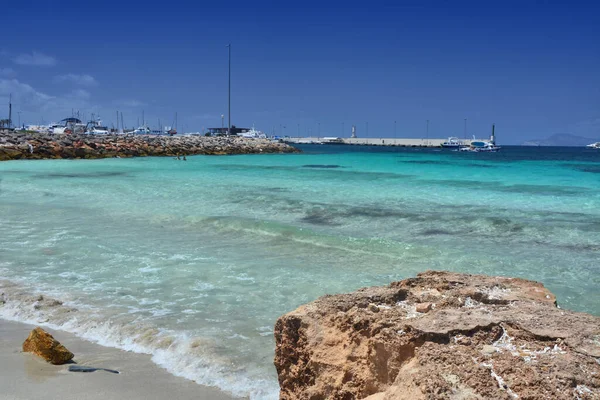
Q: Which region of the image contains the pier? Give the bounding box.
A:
[283,137,476,147]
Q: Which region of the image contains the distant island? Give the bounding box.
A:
[522,133,599,147]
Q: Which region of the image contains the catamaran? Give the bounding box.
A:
[460,124,501,152]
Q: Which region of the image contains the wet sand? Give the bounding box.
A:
[0,319,237,400]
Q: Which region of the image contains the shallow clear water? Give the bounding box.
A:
[0,145,599,398]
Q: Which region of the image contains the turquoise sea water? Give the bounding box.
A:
[0,145,599,398]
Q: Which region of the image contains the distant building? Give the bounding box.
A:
[206,125,251,136]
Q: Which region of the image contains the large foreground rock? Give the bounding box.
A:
[274,271,600,399]
[22,327,74,365]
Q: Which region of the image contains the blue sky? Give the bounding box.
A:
[1,0,599,143]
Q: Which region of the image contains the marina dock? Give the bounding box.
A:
[283,137,476,147]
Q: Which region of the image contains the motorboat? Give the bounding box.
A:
[85,118,110,134]
[49,117,85,134]
[586,142,600,149]
[132,125,152,135]
[460,141,501,152]
[441,137,466,149]
[460,125,501,152]
[240,126,267,139]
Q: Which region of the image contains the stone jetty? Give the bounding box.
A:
[274,271,600,399]
[0,131,299,161]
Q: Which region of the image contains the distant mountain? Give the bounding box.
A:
[522,133,599,147]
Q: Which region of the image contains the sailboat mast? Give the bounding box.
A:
[8,93,12,129]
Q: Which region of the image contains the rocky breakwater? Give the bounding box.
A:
[274,271,600,399]
[0,131,299,160]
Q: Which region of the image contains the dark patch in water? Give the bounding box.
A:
[218,164,297,171]
[419,229,455,236]
[36,172,128,179]
[401,160,497,169]
[402,160,452,165]
[485,217,525,232]
[422,178,589,197]
[300,210,340,226]
[342,206,422,220]
[466,163,497,168]
[576,166,600,174]
[302,164,342,169]
[218,164,413,180]
[559,243,600,252]
[421,179,493,189]
[498,184,588,196]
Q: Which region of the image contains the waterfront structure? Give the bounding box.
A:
[206,125,252,136]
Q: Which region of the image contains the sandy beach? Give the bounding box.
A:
[0,319,236,400]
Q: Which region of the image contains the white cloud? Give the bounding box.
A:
[53,73,97,86]
[0,67,16,77]
[0,79,53,109]
[13,51,57,66]
[0,79,93,121]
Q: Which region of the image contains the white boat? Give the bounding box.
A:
[50,124,67,134]
[85,118,110,135]
[240,126,267,139]
[586,142,600,149]
[132,125,152,135]
[460,141,501,152]
[49,117,85,134]
[441,137,466,149]
[460,125,501,152]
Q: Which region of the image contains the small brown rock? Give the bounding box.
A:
[22,327,74,365]
[368,303,380,313]
[416,302,432,313]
